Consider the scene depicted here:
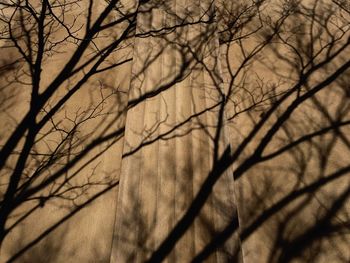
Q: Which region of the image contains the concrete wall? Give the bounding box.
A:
[0,0,349,262]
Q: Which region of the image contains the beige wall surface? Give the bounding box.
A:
[111,1,241,262]
[0,0,349,262]
[218,1,350,262]
[0,1,133,262]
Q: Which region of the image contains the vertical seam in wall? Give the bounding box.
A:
[108,3,140,261]
[188,0,196,256]
[154,8,165,258]
[202,1,219,260]
[214,0,245,261]
[137,10,152,258]
[212,2,224,261]
[194,0,205,257]
[173,0,178,261]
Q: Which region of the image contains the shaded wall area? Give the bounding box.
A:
[0,1,134,262]
[0,0,349,262]
[111,1,241,262]
[218,1,350,262]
